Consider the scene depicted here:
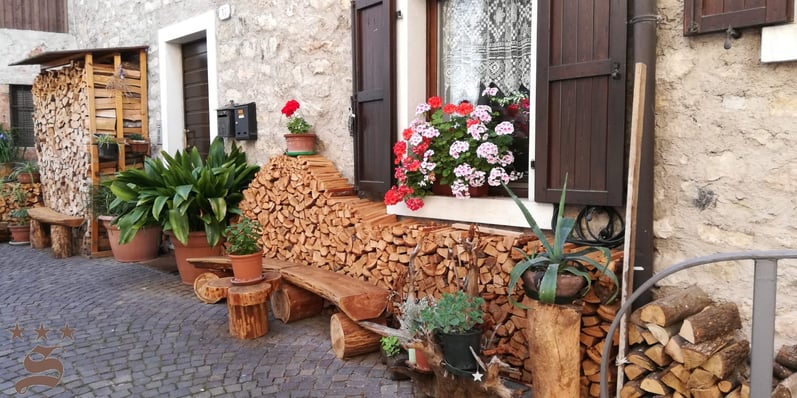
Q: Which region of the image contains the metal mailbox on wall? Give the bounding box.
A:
[217,102,257,140]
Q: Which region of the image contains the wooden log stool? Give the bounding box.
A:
[27,207,85,258]
[330,312,385,359]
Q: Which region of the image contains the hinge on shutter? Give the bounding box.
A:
[529,160,535,170]
[348,96,357,136]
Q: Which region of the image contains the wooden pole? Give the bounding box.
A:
[617,62,648,397]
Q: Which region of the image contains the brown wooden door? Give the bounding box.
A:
[535,0,627,206]
[182,38,210,158]
[352,0,395,196]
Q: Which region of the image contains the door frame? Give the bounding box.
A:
[157,11,219,154]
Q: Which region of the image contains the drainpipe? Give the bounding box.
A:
[631,0,657,305]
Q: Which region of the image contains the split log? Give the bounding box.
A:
[528,300,582,398]
[638,285,712,327]
[690,385,721,398]
[624,364,650,381]
[679,302,742,344]
[203,276,235,303]
[775,362,795,380]
[329,312,384,359]
[686,367,719,390]
[777,345,797,370]
[725,383,750,398]
[30,219,50,248]
[700,339,749,379]
[676,333,736,369]
[660,363,689,396]
[271,282,324,323]
[645,343,673,367]
[628,345,657,371]
[640,370,671,395]
[620,379,646,398]
[773,372,797,398]
[647,322,681,346]
[193,272,223,304]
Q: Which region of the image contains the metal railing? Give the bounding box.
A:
[600,250,797,398]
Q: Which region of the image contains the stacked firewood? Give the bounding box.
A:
[31,65,91,219]
[0,183,43,222]
[619,285,758,398]
[240,155,623,385]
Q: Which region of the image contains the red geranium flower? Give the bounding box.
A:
[281,100,300,117]
[443,104,457,115]
[456,102,474,116]
[427,96,442,109]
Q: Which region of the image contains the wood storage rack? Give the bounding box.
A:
[14,46,149,256]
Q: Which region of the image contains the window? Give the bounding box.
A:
[10,85,34,147]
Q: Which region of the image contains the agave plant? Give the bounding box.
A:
[504,178,619,306]
[109,138,259,247]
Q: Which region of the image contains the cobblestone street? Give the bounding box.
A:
[0,244,414,397]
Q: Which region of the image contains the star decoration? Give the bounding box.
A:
[8,323,24,340]
[472,370,483,382]
[35,324,49,341]
[60,323,75,340]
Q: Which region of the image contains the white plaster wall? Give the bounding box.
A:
[68,0,355,179]
[655,0,797,346]
[0,29,77,85]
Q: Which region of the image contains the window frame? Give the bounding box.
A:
[9,84,35,148]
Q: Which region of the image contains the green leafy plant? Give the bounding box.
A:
[10,161,39,181]
[95,134,121,148]
[0,125,23,164]
[380,336,402,357]
[126,133,145,141]
[9,208,29,225]
[281,99,312,134]
[418,291,484,335]
[504,178,620,306]
[223,217,262,255]
[109,137,259,246]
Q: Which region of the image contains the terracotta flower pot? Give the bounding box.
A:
[431,180,488,197]
[101,217,162,263]
[522,268,588,304]
[9,224,30,244]
[229,251,263,284]
[284,133,316,156]
[169,231,223,285]
[16,172,40,184]
[0,162,14,178]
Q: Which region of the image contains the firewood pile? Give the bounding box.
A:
[239,155,624,386]
[0,183,42,222]
[619,285,797,398]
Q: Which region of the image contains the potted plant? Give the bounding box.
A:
[281,99,316,156]
[418,291,484,371]
[504,179,620,306]
[398,297,433,371]
[379,335,410,380]
[0,125,22,178]
[8,207,30,244]
[109,137,259,284]
[223,217,264,284]
[94,183,162,263]
[11,161,40,184]
[383,92,522,211]
[125,133,149,154]
[96,134,121,161]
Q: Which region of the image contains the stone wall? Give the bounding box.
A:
[68,0,355,180]
[654,1,797,346]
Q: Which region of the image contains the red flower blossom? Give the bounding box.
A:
[457,102,473,116]
[506,104,519,116]
[521,97,530,109]
[427,96,442,109]
[402,128,414,140]
[466,118,480,127]
[405,197,424,211]
[281,100,300,117]
[393,141,407,159]
[443,104,457,115]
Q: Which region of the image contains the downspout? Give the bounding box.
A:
[631,0,657,305]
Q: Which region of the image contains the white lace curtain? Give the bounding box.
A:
[439,0,533,103]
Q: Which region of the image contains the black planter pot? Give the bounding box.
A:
[438,328,482,371]
[98,144,119,161]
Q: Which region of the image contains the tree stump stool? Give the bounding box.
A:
[226,272,281,339]
[271,281,324,323]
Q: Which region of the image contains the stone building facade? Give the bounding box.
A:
[53,0,797,346]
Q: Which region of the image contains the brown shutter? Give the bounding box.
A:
[684,0,794,35]
[535,0,628,206]
[0,0,68,33]
[351,0,396,196]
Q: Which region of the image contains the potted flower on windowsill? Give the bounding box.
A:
[384,93,522,211]
[223,217,264,284]
[281,99,316,156]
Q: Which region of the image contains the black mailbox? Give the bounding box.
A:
[217,107,235,138]
[233,102,257,140]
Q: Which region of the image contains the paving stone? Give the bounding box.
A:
[0,246,413,397]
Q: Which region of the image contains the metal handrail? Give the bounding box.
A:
[600,250,797,398]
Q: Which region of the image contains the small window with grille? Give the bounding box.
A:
[10,85,34,148]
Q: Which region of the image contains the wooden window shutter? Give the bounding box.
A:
[684,0,795,35]
[0,0,68,33]
[351,0,396,196]
[535,0,628,206]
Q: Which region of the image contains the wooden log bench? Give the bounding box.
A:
[27,207,85,258]
[189,256,390,357]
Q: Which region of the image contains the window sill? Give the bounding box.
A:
[387,196,554,230]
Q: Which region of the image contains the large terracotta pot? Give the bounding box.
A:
[169,231,223,285]
[229,251,263,284]
[284,133,316,156]
[15,172,40,184]
[522,268,589,304]
[100,217,162,263]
